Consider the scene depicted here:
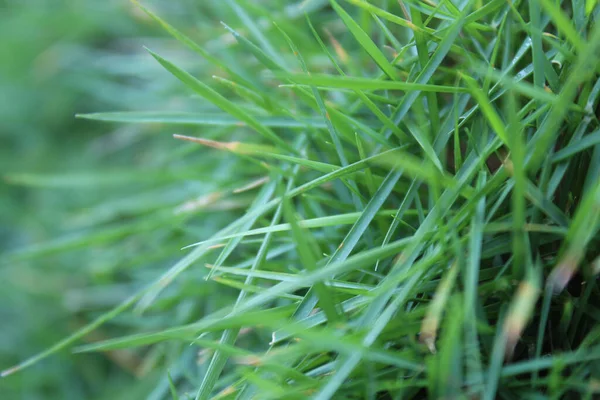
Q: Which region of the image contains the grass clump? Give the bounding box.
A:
[3,0,600,398]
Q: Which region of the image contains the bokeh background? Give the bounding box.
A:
[1,1,244,398]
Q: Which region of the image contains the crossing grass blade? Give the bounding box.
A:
[131,0,256,89]
[278,73,467,92]
[146,49,295,154]
[330,0,397,80]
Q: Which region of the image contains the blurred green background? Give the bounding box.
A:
[0,1,238,398]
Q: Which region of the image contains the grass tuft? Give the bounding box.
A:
[3,0,600,398]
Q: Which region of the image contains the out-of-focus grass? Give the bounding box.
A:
[2,0,600,399]
[0,1,209,398]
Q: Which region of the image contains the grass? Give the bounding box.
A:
[2,0,600,398]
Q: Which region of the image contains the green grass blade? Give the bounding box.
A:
[146,49,295,153]
[77,111,328,129]
[278,73,466,92]
[132,0,255,88]
[330,0,397,79]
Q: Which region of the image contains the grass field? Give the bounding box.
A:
[2,0,600,399]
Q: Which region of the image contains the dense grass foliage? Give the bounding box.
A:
[3,0,600,398]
